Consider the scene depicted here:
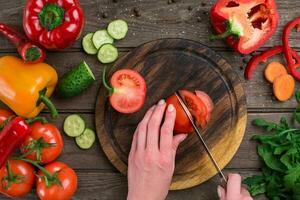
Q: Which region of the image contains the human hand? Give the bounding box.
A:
[127,100,188,200]
[218,174,253,200]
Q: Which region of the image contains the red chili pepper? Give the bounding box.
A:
[283,17,300,81]
[23,0,85,50]
[210,0,279,54]
[0,23,46,64]
[245,46,300,80]
[0,117,31,168]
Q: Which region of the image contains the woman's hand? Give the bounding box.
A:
[218,174,253,200]
[127,100,187,200]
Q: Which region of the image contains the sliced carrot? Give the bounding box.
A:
[273,74,295,102]
[264,62,288,83]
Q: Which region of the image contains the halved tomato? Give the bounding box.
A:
[103,69,147,114]
[166,90,208,134]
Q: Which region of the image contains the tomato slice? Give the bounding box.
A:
[195,90,214,123]
[179,90,207,128]
[108,69,146,114]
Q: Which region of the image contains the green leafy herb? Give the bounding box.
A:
[244,91,300,199]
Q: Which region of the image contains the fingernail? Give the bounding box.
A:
[217,186,222,198]
[158,99,165,105]
[167,104,174,112]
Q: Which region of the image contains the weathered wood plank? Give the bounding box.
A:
[17,112,292,171]
[0,0,299,50]
[0,169,267,200]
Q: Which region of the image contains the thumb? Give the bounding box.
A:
[217,185,226,200]
[172,134,188,152]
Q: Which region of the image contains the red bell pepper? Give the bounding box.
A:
[23,0,85,50]
[283,17,300,81]
[0,23,45,64]
[245,46,300,80]
[210,0,279,54]
[0,117,31,169]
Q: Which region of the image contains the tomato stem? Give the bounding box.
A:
[0,116,14,131]
[2,161,25,189]
[26,116,48,125]
[102,66,114,95]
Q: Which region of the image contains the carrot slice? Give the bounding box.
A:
[273,74,295,102]
[264,62,288,83]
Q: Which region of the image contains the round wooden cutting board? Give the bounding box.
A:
[95,38,247,190]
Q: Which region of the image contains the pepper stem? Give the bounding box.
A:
[26,116,48,125]
[102,66,114,96]
[39,91,58,118]
[210,20,242,41]
[39,4,64,30]
[25,47,41,62]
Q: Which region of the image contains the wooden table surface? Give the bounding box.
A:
[0,0,299,199]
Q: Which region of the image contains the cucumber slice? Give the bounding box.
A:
[97,44,118,64]
[82,33,98,55]
[57,61,95,98]
[64,114,85,137]
[75,128,96,149]
[107,19,128,40]
[92,30,114,49]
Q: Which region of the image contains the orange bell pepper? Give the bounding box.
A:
[0,56,58,118]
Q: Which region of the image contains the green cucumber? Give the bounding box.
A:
[107,19,128,40]
[57,61,95,98]
[92,30,114,49]
[64,114,85,137]
[82,33,98,55]
[75,128,96,149]
[97,44,118,64]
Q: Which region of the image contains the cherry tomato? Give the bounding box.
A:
[166,90,208,133]
[106,69,147,113]
[36,162,77,200]
[21,122,63,164]
[0,160,35,198]
[0,109,14,126]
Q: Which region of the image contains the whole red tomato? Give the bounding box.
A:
[36,162,77,200]
[0,109,14,126]
[0,160,35,198]
[21,121,64,164]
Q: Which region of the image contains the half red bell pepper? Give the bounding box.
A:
[210,0,279,54]
[0,117,31,168]
[283,17,300,81]
[23,0,85,50]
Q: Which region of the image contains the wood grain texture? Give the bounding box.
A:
[95,39,247,189]
[0,0,300,50]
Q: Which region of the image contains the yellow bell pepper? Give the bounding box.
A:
[0,56,58,118]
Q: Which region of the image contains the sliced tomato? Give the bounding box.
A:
[195,90,214,113]
[166,95,193,134]
[104,69,147,114]
[179,90,207,128]
[166,90,208,134]
[195,90,214,123]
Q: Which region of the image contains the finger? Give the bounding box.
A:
[146,100,166,150]
[130,128,138,153]
[160,104,176,153]
[137,106,155,150]
[227,173,242,197]
[172,133,188,152]
[217,185,226,200]
[241,187,251,197]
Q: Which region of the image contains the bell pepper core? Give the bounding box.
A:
[210,0,279,54]
[23,0,85,50]
[283,17,300,81]
[0,56,58,118]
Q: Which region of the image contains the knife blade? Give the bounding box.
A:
[174,92,227,183]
